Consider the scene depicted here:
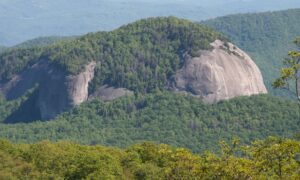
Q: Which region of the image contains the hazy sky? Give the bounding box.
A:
[1,0,300,46]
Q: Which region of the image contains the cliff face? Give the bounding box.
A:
[171,39,268,103]
[0,61,96,120]
[37,62,96,120]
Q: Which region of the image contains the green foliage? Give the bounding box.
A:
[0,36,72,83]
[12,36,74,49]
[0,90,35,122]
[273,37,300,104]
[0,47,44,83]
[0,137,300,179]
[0,92,299,153]
[204,9,300,98]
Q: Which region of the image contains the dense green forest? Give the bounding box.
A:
[1,137,300,179]
[0,36,71,55]
[0,92,299,152]
[204,8,300,98]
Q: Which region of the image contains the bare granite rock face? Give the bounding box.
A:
[171,39,267,103]
[88,85,134,101]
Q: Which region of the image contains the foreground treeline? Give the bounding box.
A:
[1,137,300,179]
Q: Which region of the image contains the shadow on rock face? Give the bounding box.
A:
[4,89,42,124]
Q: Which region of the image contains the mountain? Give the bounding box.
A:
[1,0,300,46]
[203,8,300,98]
[0,17,267,121]
[0,17,288,152]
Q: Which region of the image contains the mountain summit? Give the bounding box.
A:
[0,17,267,120]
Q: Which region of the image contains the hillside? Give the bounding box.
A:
[0,92,299,152]
[0,17,294,153]
[1,0,300,46]
[203,8,300,98]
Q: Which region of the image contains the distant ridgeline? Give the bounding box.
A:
[203,8,300,98]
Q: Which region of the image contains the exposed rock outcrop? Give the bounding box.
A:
[88,85,134,101]
[0,61,96,120]
[37,62,96,119]
[171,39,267,103]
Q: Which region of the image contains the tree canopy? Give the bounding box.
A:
[1,137,300,179]
[0,92,299,153]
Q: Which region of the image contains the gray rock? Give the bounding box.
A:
[89,85,134,101]
[171,39,268,103]
[0,59,49,100]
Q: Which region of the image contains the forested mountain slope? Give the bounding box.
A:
[0,92,298,152]
[204,8,300,98]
